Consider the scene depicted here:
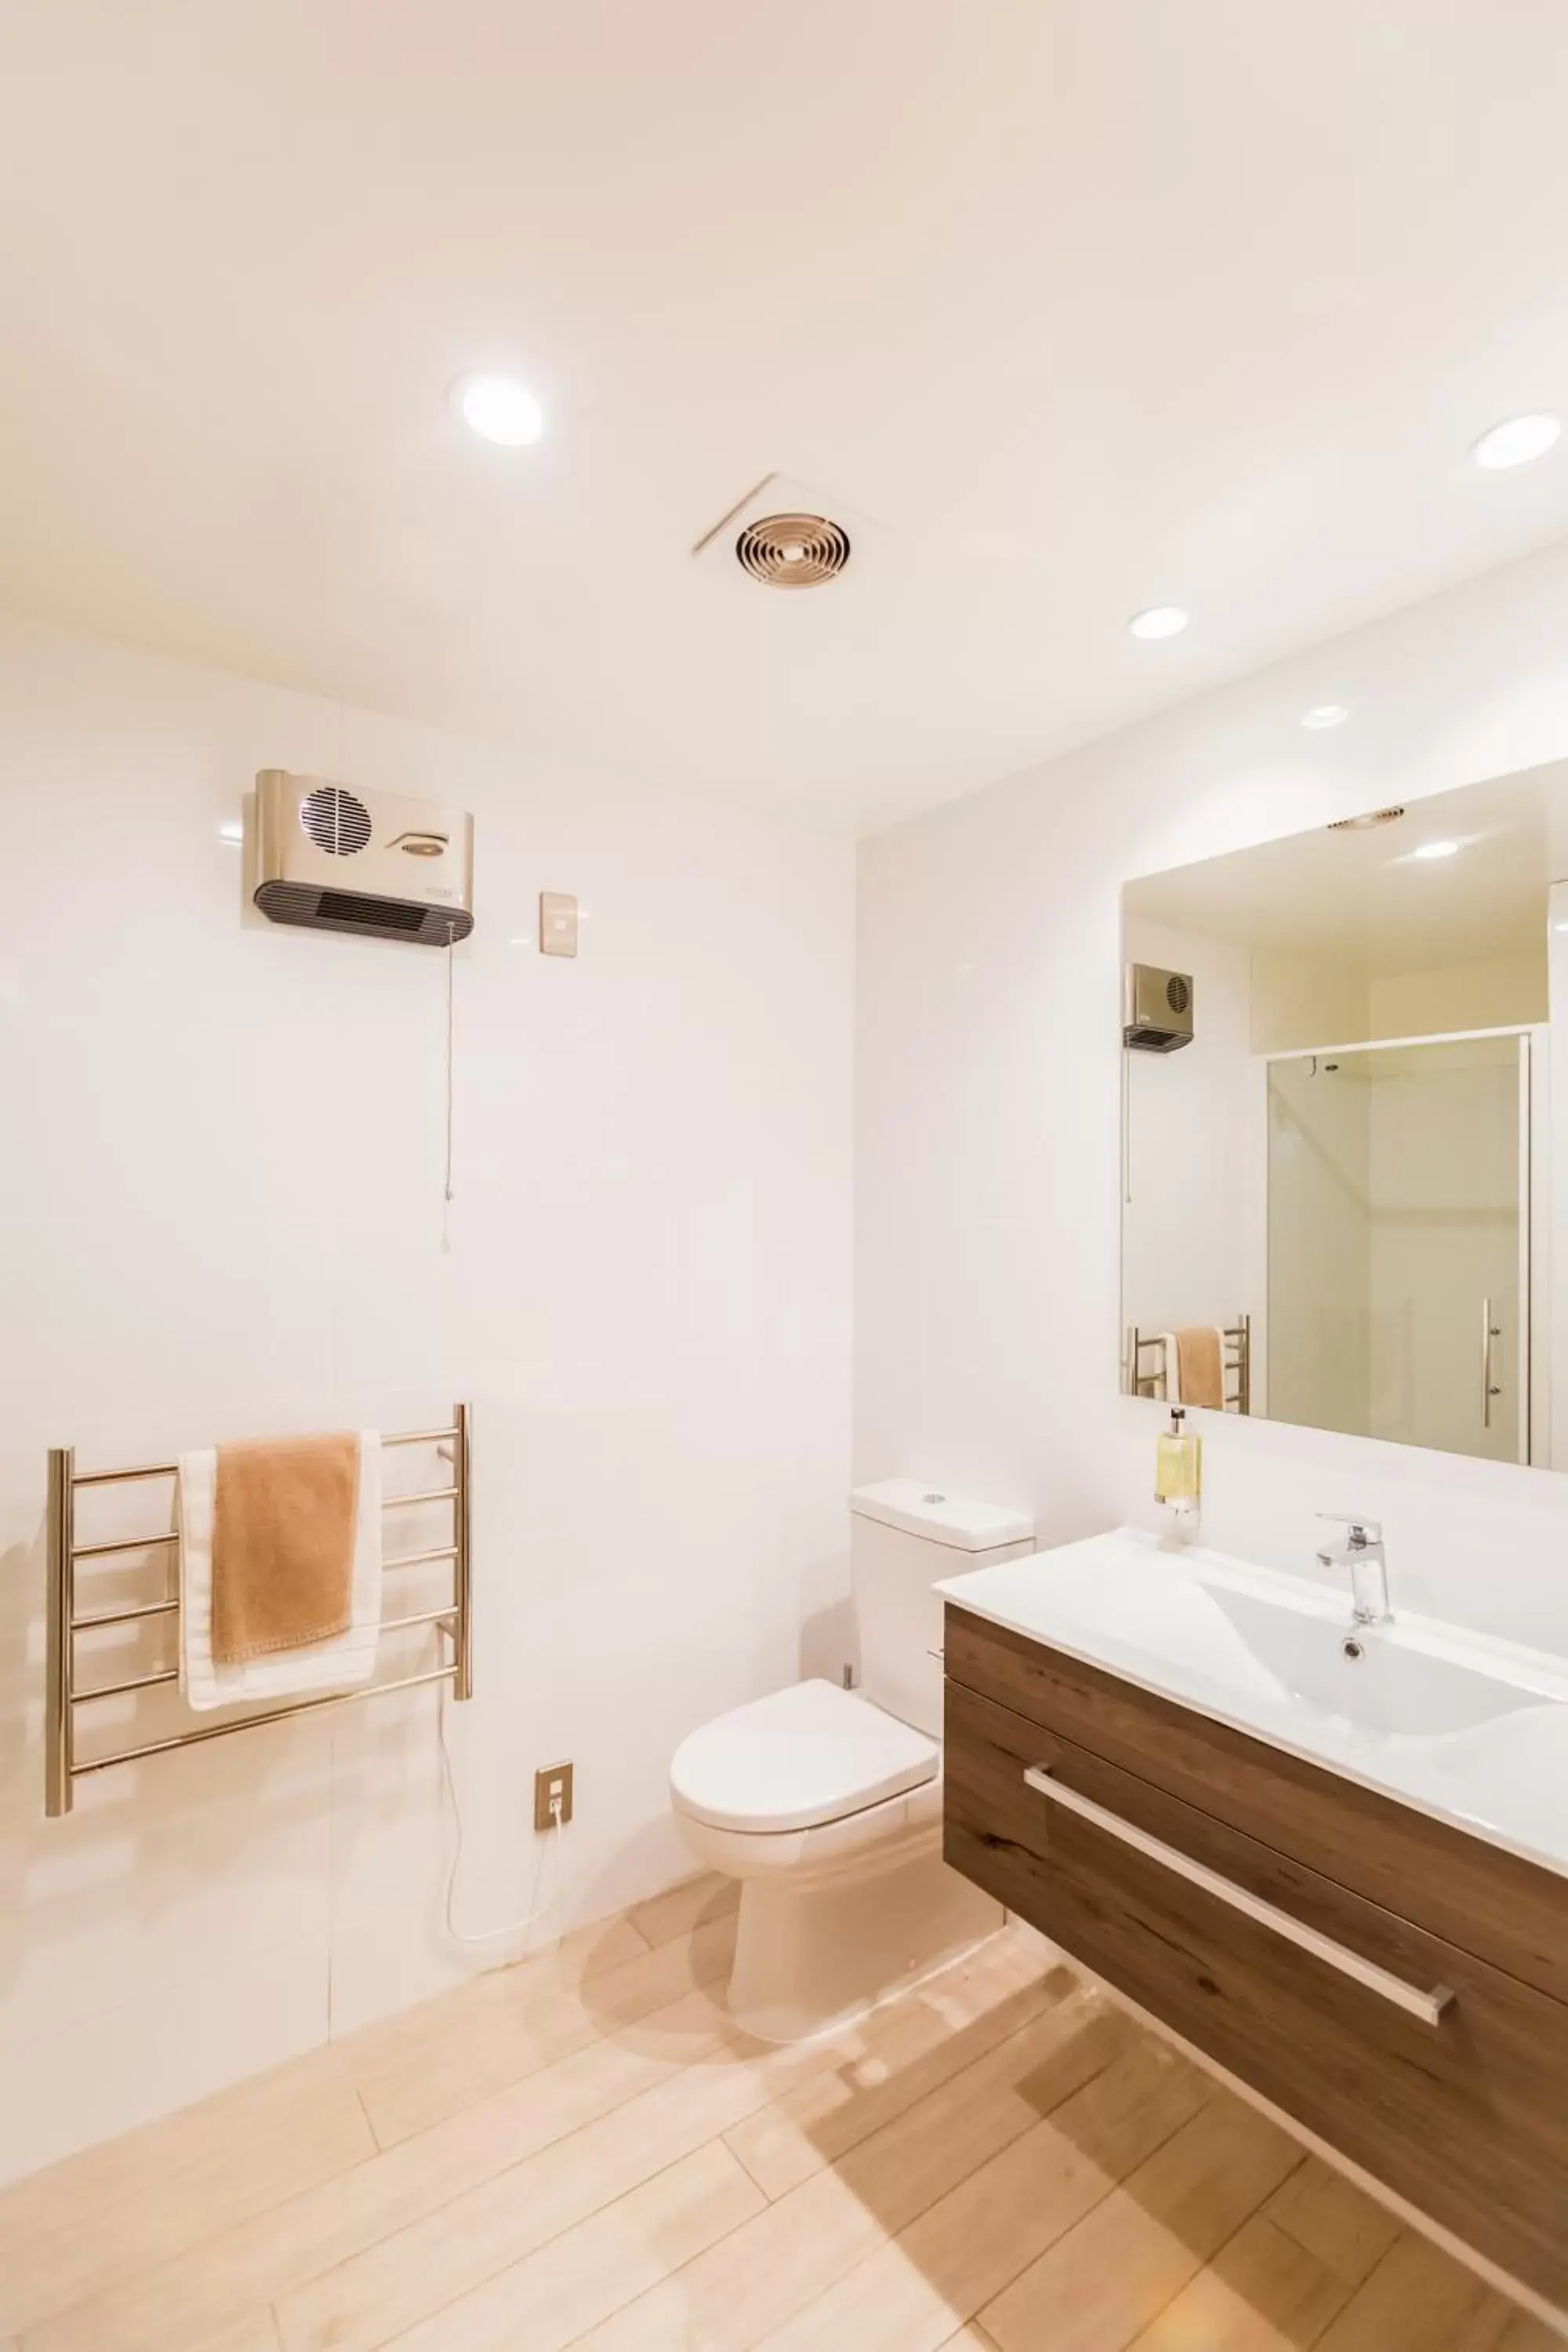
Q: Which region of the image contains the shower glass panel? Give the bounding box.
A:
[1266,1033,1528,1463]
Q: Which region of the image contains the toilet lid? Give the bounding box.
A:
[670,1679,938,1835]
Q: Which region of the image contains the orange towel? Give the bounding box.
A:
[212,1432,360,1663]
[1174,1327,1225,1412]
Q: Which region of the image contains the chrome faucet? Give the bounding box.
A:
[1316,1514,1390,1625]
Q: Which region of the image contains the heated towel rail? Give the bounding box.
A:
[43,1404,472,1818]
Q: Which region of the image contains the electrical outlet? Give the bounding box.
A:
[534,1761,574,1831]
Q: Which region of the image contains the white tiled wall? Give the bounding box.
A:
[857,535,1568,1656]
[1120,914,1256,1341]
[0,612,855,2182]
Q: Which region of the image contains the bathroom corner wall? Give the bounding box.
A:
[0,611,855,2183]
[856,535,1568,1657]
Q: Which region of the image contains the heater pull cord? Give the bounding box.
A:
[444,922,456,1207]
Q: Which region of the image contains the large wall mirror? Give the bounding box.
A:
[1121,760,1568,1468]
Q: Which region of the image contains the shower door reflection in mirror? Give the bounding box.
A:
[1266,1033,1528,1461]
[1122,757,1565,1468]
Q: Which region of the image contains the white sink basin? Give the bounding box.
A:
[935,1527,1568,1876]
[1206,1585,1548,1739]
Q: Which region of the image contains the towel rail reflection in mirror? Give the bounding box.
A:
[1124,1322,1250,1415]
[42,1403,472,1818]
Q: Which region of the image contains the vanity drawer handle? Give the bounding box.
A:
[1022,1766,1455,2030]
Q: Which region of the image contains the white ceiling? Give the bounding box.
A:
[4,2,1568,836]
[1125,758,1568,972]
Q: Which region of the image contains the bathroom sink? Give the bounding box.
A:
[935,1526,1568,1875]
[1205,1584,1547,1739]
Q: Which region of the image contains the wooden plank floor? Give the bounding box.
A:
[0,1880,1559,2352]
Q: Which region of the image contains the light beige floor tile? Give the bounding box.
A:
[1310,2232,1518,2352]
[565,2165,887,2352]
[381,2140,765,2352]
[1127,2211,1352,2352]
[572,1992,1134,2352]
[746,2032,1211,2352]
[15,1889,1552,2352]
[1263,2157,1403,2288]
[275,1983,963,2352]
[187,2318,285,2352]
[24,1985,733,2352]
[335,1911,650,2121]
[723,1936,1071,2198]
[578,1918,738,2040]
[625,1874,739,1952]
[552,1909,660,1976]
[0,2056,375,2338]
[982,2091,1303,2352]
[352,1912,735,2147]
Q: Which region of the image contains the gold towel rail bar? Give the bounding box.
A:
[75,1531,181,1560]
[67,1667,460,1783]
[44,1405,473,1819]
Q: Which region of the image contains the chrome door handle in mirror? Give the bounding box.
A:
[1482,1298,1502,1428]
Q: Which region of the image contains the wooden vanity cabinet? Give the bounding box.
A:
[943,1605,1568,2311]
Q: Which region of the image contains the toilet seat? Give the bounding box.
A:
[669,1678,938,1835]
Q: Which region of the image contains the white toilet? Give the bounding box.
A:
[670,1479,1035,2042]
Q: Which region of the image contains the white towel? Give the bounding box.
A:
[1157,1332,1182,1406]
[177,1432,383,1711]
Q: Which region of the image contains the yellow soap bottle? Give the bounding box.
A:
[1154,1406,1201,1512]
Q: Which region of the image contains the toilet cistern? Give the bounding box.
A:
[1316,1513,1391,1625]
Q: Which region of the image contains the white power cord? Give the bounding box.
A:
[437,1682,564,1948]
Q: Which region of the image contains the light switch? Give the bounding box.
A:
[539,891,578,957]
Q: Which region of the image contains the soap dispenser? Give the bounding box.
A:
[1154,1406,1201,1523]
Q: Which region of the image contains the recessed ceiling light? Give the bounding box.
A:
[1412,839,1461,861]
[1301,705,1348,730]
[1128,605,1189,641]
[452,372,544,448]
[218,820,244,844]
[1471,413,1561,471]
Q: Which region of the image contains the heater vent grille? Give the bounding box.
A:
[316,887,426,931]
[300,785,372,855]
[254,879,474,946]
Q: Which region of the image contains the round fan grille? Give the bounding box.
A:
[299,785,372,855]
[1165,974,1192,1014]
[735,513,851,588]
[1327,806,1405,833]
